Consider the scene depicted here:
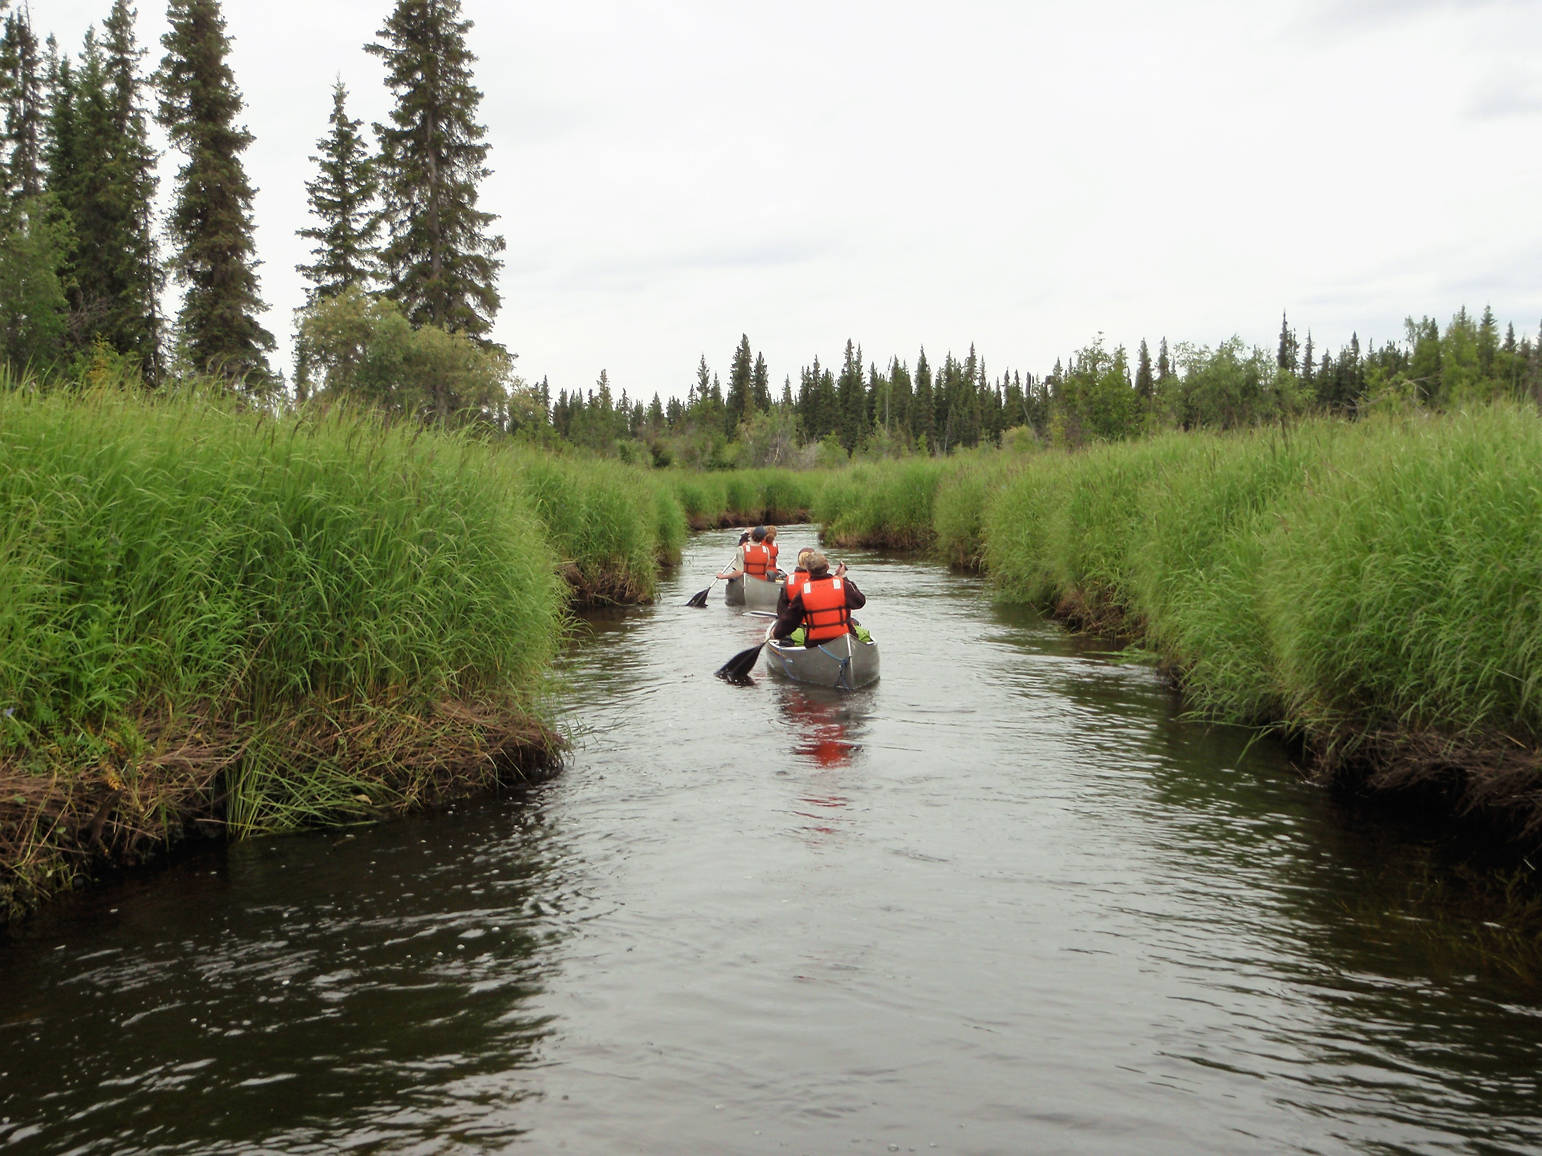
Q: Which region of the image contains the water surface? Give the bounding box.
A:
[3,527,1539,1154]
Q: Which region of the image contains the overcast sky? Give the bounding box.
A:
[40,0,1542,400]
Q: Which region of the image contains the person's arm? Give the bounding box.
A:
[718,546,747,580]
[843,579,866,611]
[771,595,803,639]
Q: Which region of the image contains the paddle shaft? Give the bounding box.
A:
[686,554,739,607]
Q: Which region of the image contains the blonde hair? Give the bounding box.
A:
[796,547,815,567]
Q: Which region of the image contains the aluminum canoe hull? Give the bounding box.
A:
[724,574,783,610]
[763,635,879,691]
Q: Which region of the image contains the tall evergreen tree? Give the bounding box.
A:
[155,0,273,387]
[1134,338,1154,404]
[724,332,752,433]
[0,8,44,201]
[836,339,864,452]
[52,12,162,376]
[751,351,770,412]
[1276,310,1298,373]
[912,347,935,452]
[52,30,115,358]
[368,0,503,347]
[102,0,163,381]
[298,79,378,306]
[1477,303,1499,386]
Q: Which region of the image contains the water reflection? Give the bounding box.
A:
[773,684,864,768]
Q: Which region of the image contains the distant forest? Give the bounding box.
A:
[4,0,1539,469]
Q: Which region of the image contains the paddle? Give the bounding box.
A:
[685,555,737,608]
[717,624,774,681]
[717,639,767,681]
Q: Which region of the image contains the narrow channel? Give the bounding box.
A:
[2,527,1539,1154]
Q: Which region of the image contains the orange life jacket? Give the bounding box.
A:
[766,541,779,568]
[743,541,771,578]
[798,576,850,643]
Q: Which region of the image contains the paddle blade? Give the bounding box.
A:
[716,642,765,682]
[685,587,710,608]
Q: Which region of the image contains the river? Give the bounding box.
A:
[2,526,1540,1154]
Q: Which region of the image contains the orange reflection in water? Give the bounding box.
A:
[777,686,859,768]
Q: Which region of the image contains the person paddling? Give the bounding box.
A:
[718,525,775,583]
[777,547,834,614]
[771,550,864,647]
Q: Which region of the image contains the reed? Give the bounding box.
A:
[812,460,943,549]
[0,385,570,913]
[981,450,1080,607]
[669,472,727,528]
[1121,424,1340,723]
[932,454,1015,570]
[974,405,1542,842]
[507,451,665,604]
[1258,407,1542,749]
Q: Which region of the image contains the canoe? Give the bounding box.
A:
[763,633,879,691]
[724,574,783,610]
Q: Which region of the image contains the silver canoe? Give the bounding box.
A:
[724,574,783,610]
[763,633,880,690]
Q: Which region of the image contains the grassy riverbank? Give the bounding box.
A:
[812,406,1542,849]
[0,387,696,921]
[8,385,1541,921]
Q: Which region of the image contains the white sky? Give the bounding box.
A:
[39,0,1542,400]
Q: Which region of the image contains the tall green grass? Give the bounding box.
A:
[1258,408,1542,744]
[1121,425,1341,723]
[509,452,671,603]
[0,387,568,862]
[813,460,943,549]
[665,468,817,528]
[932,455,1015,569]
[976,405,1542,805]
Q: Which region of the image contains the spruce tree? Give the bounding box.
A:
[103,0,163,381]
[1134,338,1154,403]
[0,12,67,374]
[0,9,44,201]
[751,351,770,412]
[155,0,274,388]
[368,0,503,345]
[1276,310,1298,373]
[51,12,161,377]
[725,333,752,433]
[298,79,378,305]
[912,348,935,452]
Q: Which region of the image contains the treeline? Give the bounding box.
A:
[545,308,1542,469]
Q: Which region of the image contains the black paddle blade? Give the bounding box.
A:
[685,587,710,608]
[716,641,766,682]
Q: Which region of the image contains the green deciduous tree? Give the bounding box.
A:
[295,284,520,426]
